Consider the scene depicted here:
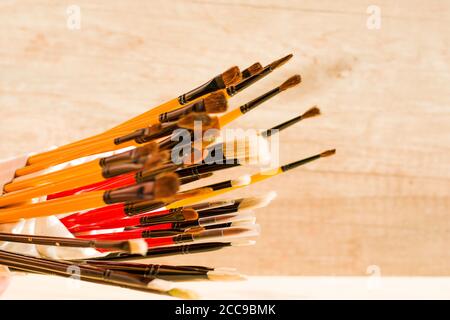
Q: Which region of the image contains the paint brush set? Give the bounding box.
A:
[0,54,335,298]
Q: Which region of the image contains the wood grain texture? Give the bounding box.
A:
[0,0,449,275]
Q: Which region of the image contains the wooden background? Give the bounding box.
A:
[0,0,449,275]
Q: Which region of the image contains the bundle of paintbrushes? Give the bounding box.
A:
[0,54,335,298]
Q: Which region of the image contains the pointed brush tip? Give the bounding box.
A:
[320,149,336,157]
[168,288,199,300]
[270,53,294,69]
[301,106,321,119]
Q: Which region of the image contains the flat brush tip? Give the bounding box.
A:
[222,66,241,87]
[204,92,228,113]
[279,75,301,91]
[269,53,294,70]
[182,208,199,221]
[301,106,321,119]
[127,239,148,255]
[320,149,336,157]
[247,62,263,75]
[238,191,277,211]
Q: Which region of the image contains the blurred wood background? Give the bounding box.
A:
[0,0,449,275]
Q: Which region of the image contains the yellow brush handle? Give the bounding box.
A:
[4,160,101,193]
[167,168,282,208]
[27,97,181,165]
[218,107,242,128]
[27,89,228,165]
[0,170,105,207]
[108,97,180,131]
[0,191,105,224]
[28,113,161,164]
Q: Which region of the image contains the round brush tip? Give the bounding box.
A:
[279,75,301,91]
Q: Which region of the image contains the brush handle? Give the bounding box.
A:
[67,208,172,233]
[76,223,173,240]
[0,192,105,224]
[4,160,100,193]
[0,171,105,207]
[48,173,136,200]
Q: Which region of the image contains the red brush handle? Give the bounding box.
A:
[61,203,126,228]
[145,237,175,247]
[49,173,136,200]
[76,223,173,241]
[68,208,171,233]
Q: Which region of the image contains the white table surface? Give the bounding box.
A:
[2,275,450,300]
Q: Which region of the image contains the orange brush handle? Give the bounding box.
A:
[4,160,101,193]
[15,139,138,177]
[0,170,105,207]
[0,191,105,224]
[27,97,182,165]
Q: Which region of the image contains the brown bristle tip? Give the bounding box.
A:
[176,187,213,199]
[182,209,199,221]
[269,53,293,69]
[141,142,159,154]
[247,62,263,75]
[222,66,241,86]
[177,112,212,130]
[204,92,228,113]
[157,150,171,162]
[155,173,180,198]
[279,75,301,91]
[320,149,336,157]
[301,106,321,119]
[199,172,213,179]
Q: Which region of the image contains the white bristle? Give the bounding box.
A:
[207,269,245,281]
[128,239,148,255]
[230,217,256,226]
[238,191,277,211]
[146,278,174,292]
[231,239,257,246]
[231,175,251,187]
[223,136,272,166]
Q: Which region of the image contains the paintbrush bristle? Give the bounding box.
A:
[222,66,241,86]
[269,54,293,70]
[246,62,263,76]
[154,173,180,198]
[168,288,199,299]
[223,136,271,165]
[182,209,199,221]
[177,113,220,131]
[231,239,257,246]
[142,150,170,168]
[301,106,321,119]
[231,175,251,187]
[320,149,336,157]
[127,239,148,255]
[207,269,245,281]
[204,92,228,113]
[238,191,277,211]
[279,75,301,91]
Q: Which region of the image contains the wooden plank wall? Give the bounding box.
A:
[0,0,449,275]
